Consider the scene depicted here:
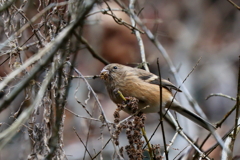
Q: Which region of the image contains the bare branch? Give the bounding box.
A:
[129,0,149,71]
[0,55,58,150]
[206,93,236,101]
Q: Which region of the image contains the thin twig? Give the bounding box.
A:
[167,112,211,160]
[73,32,109,65]
[141,127,154,159]
[103,0,144,34]
[227,0,240,10]
[206,93,236,101]
[65,107,100,122]
[173,144,191,160]
[0,0,95,113]
[92,138,112,159]
[71,75,100,79]
[221,122,240,159]
[129,0,149,72]
[234,56,240,138]
[215,105,236,128]
[157,58,168,160]
[73,127,93,159]
[67,62,123,159]
[164,57,201,118]
[205,125,239,156]
[86,8,125,17]
[0,2,71,51]
[0,0,17,12]
[12,5,43,47]
[0,55,59,150]
[74,79,93,117]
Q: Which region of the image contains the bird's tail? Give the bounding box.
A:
[169,102,216,131]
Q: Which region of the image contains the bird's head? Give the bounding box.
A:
[100,63,128,83]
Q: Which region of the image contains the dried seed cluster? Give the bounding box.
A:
[125,113,146,160]
[113,97,147,160]
[152,144,163,160]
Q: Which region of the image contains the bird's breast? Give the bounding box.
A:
[106,78,174,114]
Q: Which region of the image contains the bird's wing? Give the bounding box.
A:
[137,70,182,92]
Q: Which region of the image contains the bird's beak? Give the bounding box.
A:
[100,69,109,80]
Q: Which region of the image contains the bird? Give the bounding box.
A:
[100,63,216,131]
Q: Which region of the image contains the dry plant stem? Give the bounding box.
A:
[209,127,230,153]
[0,26,70,112]
[103,0,144,34]
[234,56,240,139]
[68,63,123,160]
[73,32,109,65]
[227,0,240,10]
[164,58,216,131]
[0,1,70,51]
[157,59,168,160]
[0,2,70,91]
[0,0,96,113]
[222,57,240,159]
[129,0,149,72]
[69,64,110,123]
[165,131,179,155]
[164,58,202,120]
[200,133,211,149]
[141,128,154,160]
[206,93,236,101]
[194,133,211,159]
[92,138,112,159]
[143,111,197,152]
[205,126,237,156]
[167,112,211,160]
[0,40,39,57]
[117,90,154,159]
[216,105,236,128]
[86,8,124,17]
[47,51,70,159]
[0,57,58,150]
[145,59,204,151]
[65,107,101,122]
[173,145,190,160]
[0,0,17,12]
[146,111,207,158]
[73,127,93,159]
[221,121,240,159]
[84,119,93,159]
[71,75,100,79]
[12,5,43,47]
[74,77,93,117]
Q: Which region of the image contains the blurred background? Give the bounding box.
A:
[0,0,239,159]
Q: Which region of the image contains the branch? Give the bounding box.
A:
[73,32,109,65]
[0,0,96,113]
[66,62,123,160]
[227,0,240,10]
[0,0,17,13]
[206,93,236,101]
[129,0,149,72]
[0,56,58,150]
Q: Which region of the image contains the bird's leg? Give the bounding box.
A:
[113,88,127,102]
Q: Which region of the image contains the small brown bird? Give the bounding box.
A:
[100,63,215,131]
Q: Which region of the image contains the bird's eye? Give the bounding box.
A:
[113,66,118,69]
